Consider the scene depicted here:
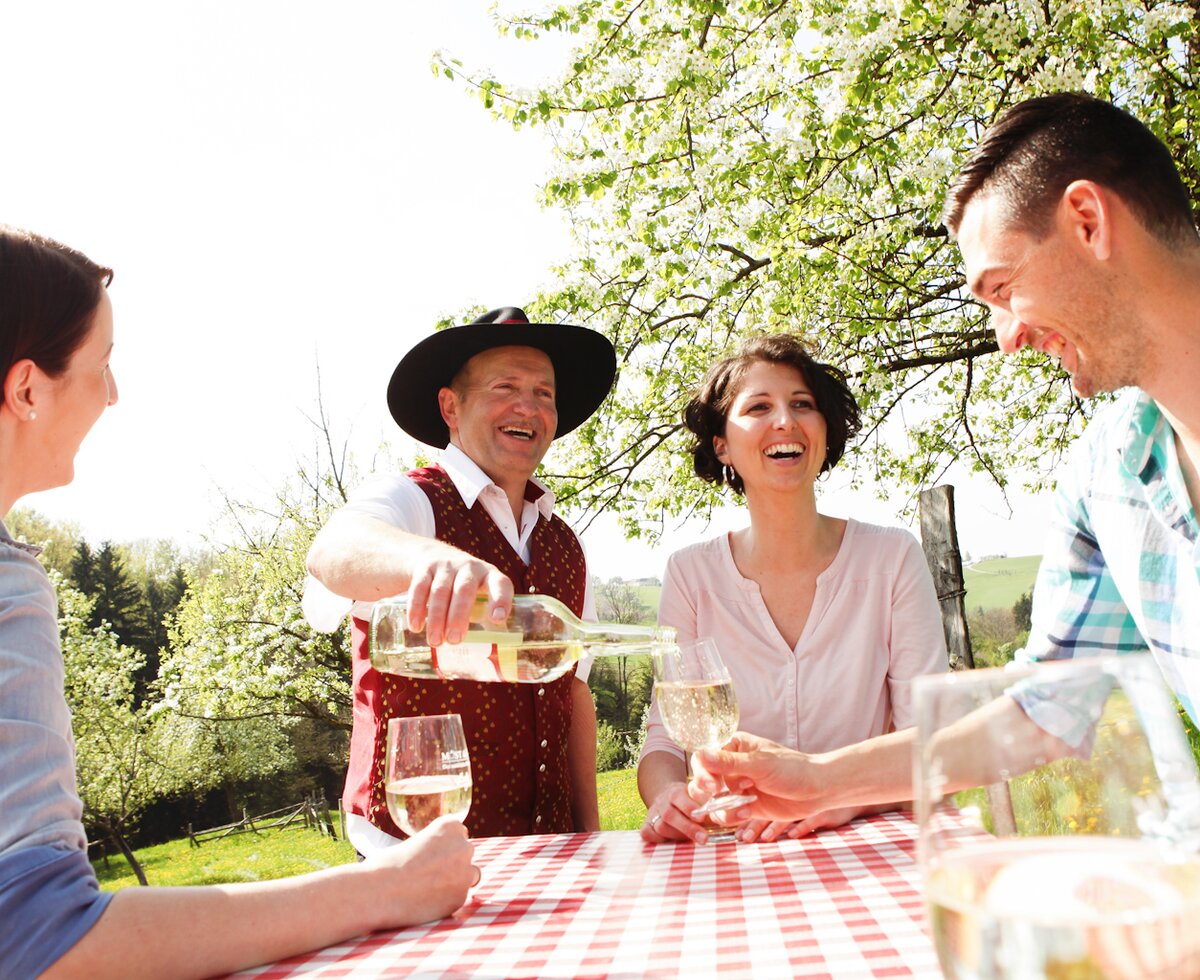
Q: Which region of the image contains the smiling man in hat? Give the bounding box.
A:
[304,308,616,854]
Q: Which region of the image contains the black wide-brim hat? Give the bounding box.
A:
[387,307,617,449]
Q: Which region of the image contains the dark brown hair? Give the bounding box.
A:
[1,227,113,402]
[943,92,1198,246]
[683,334,861,494]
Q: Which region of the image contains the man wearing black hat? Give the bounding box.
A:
[303,308,616,855]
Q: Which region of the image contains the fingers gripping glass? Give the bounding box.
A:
[652,637,756,819]
[385,714,473,836]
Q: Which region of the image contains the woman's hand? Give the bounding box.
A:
[640,781,713,844]
[735,806,868,842]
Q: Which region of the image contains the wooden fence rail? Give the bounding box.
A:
[187,794,337,847]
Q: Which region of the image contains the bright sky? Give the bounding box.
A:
[2,1,1049,579]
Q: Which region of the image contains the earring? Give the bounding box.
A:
[27,411,37,421]
[723,464,737,486]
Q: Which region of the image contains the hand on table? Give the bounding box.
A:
[736,806,867,842]
[367,816,477,927]
[405,544,514,647]
[640,782,721,844]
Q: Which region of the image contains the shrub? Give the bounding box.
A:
[596,721,628,772]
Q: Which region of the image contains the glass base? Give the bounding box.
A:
[690,791,757,819]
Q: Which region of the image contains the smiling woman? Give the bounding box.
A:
[0,226,477,979]
[686,334,861,495]
[636,334,947,847]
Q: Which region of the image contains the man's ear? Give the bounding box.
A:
[1061,179,1112,261]
[437,386,459,434]
[3,359,40,420]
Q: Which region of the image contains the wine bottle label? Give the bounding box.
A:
[465,629,522,645]
[431,643,502,682]
[494,645,520,682]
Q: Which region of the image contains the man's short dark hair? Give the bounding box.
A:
[683,334,861,495]
[943,92,1198,246]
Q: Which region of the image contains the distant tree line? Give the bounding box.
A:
[589,578,657,771]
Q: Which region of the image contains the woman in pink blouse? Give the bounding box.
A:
[638,335,946,844]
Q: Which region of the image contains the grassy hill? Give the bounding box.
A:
[633,584,662,618]
[625,555,1040,618]
[624,554,1036,614]
[963,555,1042,612]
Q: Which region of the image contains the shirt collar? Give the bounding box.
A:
[439,443,556,518]
[0,520,44,557]
[1116,389,1198,532]
[1119,389,1163,479]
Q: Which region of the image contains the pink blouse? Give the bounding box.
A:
[641,519,947,762]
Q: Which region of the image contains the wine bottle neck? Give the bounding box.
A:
[577,622,669,658]
[578,620,658,639]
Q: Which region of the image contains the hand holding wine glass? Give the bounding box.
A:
[652,637,756,837]
[386,714,473,837]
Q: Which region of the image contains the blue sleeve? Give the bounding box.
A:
[0,844,112,976]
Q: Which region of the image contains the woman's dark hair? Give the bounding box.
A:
[683,334,861,494]
[0,227,113,402]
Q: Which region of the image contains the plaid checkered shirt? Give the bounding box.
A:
[1016,388,1200,737]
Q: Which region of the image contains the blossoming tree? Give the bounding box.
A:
[439,0,1200,536]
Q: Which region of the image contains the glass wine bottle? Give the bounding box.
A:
[370,593,669,683]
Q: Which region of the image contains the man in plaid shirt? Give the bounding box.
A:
[944,93,1200,728]
[693,92,1200,822]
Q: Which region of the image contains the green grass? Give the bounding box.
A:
[963,554,1041,611]
[633,584,662,620]
[94,822,358,892]
[95,770,648,890]
[949,692,1156,838]
[598,767,646,830]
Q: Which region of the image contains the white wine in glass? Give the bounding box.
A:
[653,637,756,827]
[385,714,472,836]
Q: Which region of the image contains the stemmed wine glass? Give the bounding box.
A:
[385,713,473,836]
[652,637,756,837]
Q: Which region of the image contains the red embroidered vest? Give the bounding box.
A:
[342,466,587,838]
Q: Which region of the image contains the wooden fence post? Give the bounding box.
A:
[918,485,1017,835]
[918,485,975,671]
[319,797,338,840]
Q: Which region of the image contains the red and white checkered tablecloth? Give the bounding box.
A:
[233,811,941,979]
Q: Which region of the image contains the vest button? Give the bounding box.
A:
[529,585,537,593]
[540,739,548,749]
[535,814,542,824]
[538,763,546,773]
[537,687,545,696]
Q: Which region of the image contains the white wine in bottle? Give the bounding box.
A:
[370,593,669,683]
